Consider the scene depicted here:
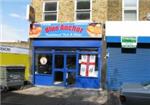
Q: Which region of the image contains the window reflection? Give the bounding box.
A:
[67,55,76,69]
[55,55,64,68]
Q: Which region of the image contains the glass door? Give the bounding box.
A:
[54,53,77,86]
[66,54,76,86]
[54,54,65,86]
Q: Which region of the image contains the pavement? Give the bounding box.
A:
[107,91,121,105]
[1,86,108,105]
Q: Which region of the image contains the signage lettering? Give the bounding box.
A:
[45,25,83,33]
[121,36,137,48]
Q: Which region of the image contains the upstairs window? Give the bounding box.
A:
[123,0,138,21]
[76,0,91,21]
[43,1,58,21]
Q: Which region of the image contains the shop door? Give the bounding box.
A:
[54,53,76,86]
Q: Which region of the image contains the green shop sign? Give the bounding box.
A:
[121,36,137,48]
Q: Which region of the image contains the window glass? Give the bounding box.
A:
[77,0,90,10]
[35,54,52,74]
[79,54,98,77]
[124,10,137,21]
[124,0,137,7]
[76,0,91,21]
[77,12,90,20]
[44,13,57,21]
[45,2,57,11]
[123,0,138,21]
[55,55,64,68]
[67,55,76,69]
[44,2,57,21]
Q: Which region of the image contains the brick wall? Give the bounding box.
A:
[139,0,150,20]
[107,0,122,21]
[31,0,43,22]
[31,0,150,22]
[58,0,74,22]
[31,0,107,22]
[92,0,107,22]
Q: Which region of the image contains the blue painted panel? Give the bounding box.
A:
[106,36,121,43]
[76,77,100,88]
[138,37,150,43]
[34,74,53,86]
[32,40,102,47]
[107,48,150,90]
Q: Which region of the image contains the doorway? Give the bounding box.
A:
[54,53,76,86]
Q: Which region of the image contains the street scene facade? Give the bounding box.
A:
[1,0,150,105]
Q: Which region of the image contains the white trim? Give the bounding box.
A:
[74,0,92,22]
[122,0,139,21]
[26,5,30,20]
[42,0,59,22]
[137,0,139,21]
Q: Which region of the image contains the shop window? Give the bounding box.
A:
[78,48,98,52]
[35,54,52,74]
[123,0,138,21]
[43,1,58,21]
[67,55,76,69]
[76,0,91,21]
[55,55,64,68]
[79,54,98,77]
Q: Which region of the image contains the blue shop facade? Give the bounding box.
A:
[30,22,103,88]
[106,22,150,90]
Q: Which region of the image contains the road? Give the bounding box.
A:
[122,95,150,105]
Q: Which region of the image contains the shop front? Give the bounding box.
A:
[30,22,103,88]
[106,21,150,90]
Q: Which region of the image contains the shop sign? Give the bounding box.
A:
[29,23,102,38]
[121,36,137,48]
[0,46,29,54]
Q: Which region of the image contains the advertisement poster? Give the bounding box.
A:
[29,22,102,38]
[80,55,97,77]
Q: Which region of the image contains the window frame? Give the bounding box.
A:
[42,0,59,22]
[122,0,139,21]
[74,0,92,22]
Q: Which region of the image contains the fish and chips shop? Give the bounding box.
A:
[30,22,103,88]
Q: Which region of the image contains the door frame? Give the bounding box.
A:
[53,51,77,86]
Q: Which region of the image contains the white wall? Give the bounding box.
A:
[106,21,150,37]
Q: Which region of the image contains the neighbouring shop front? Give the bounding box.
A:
[106,21,150,90]
[30,22,103,88]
